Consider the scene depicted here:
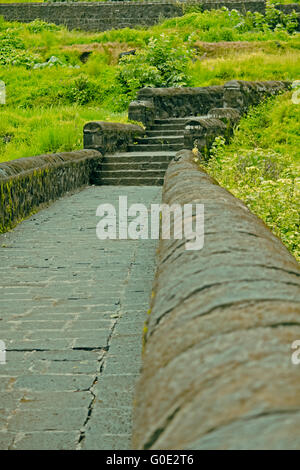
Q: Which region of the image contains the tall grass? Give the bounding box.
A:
[0,106,127,162]
[205,92,300,260]
[0,10,299,163]
[189,50,300,85]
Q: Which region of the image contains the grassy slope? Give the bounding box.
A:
[0,9,299,259]
[0,10,300,162]
[0,0,299,3]
[205,92,300,260]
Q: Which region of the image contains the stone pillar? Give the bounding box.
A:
[223,80,245,113]
[128,100,155,128]
[183,117,227,157]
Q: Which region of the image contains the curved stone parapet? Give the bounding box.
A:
[132,150,300,450]
[83,121,144,155]
[136,86,225,120]
[223,80,291,114]
[131,81,291,125]
[0,1,267,32]
[0,149,102,233]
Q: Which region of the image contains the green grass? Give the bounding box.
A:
[0,9,299,161]
[189,50,300,85]
[205,92,300,261]
[269,0,300,4]
[0,0,108,2]
[0,106,127,162]
[0,8,299,259]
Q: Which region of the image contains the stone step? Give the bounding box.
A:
[146,130,184,137]
[128,143,184,152]
[150,124,184,131]
[100,177,164,186]
[103,152,175,163]
[100,169,166,179]
[101,161,169,171]
[137,136,184,145]
[154,118,189,125]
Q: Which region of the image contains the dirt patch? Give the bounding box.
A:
[193,40,285,59]
[62,42,135,64]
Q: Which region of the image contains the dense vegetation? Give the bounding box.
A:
[206,93,299,261]
[0,6,299,258]
[0,0,299,3]
[0,6,299,160]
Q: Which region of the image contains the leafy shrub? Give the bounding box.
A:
[27,19,60,33]
[237,4,299,34]
[116,34,193,107]
[205,94,300,261]
[0,32,38,68]
[64,75,101,105]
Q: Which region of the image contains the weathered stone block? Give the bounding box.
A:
[183,117,227,155]
[0,149,102,234]
[128,100,155,128]
[132,150,300,450]
[83,121,144,156]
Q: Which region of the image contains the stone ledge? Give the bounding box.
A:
[0,1,267,32]
[132,150,300,450]
[83,121,144,156]
[0,149,102,233]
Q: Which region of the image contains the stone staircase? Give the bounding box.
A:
[99,118,187,185]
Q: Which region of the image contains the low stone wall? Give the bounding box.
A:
[0,121,143,232]
[0,1,266,32]
[83,121,144,155]
[223,80,291,114]
[277,3,300,31]
[277,3,300,14]
[132,150,300,450]
[0,149,101,233]
[183,116,228,155]
[129,86,225,124]
[129,80,291,127]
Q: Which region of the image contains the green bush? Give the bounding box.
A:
[116,34,193,107]
[0,32,38,68]
[205,93,300,261]
[64,75,101,105]
[27,19,60,34]
[238,4,299,34]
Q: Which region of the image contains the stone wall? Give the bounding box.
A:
[83,121,144,155]
[0,121,144,232]
[276,3,300,30]
[223,80,291,114]
[130,80,291,128]
[277,3,300,14]
[0,121,144,233]
[132,150,300,450]
[0,1,267,32]
[183,115,229,154]
[129,86,225,125]
[0,149,101,233]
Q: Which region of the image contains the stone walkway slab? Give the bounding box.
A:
[0,185,161,450]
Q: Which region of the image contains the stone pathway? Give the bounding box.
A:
[0,185,161,450]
